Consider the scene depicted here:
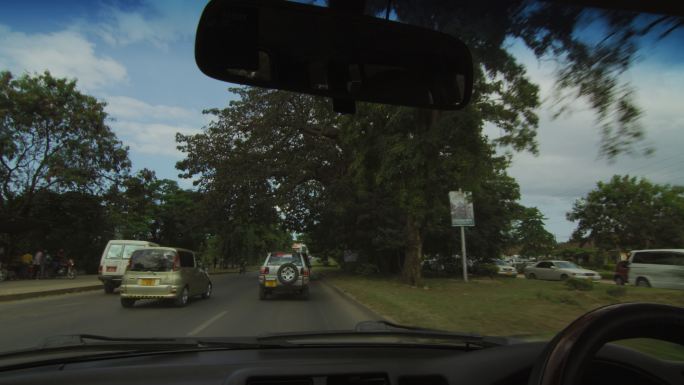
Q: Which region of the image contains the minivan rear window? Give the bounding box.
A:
[632,251,683,265]
[129,249,176,272]
[267,254,303,266]
[105,244,124,259]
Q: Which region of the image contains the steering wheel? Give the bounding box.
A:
[528,303,684,385]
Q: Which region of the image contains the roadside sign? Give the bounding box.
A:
[449,190,475,227]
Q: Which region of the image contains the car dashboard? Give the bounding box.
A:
[0,341,681,385]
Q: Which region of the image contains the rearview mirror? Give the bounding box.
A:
[195,0,473,113]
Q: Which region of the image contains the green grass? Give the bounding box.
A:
[326,273,684,360]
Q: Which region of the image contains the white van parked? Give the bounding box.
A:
[627,249,684,290]
[98,240,159,293]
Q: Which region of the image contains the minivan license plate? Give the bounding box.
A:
[265,280,276,288]
[140,279,156,286]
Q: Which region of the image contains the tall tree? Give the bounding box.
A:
[567,175,684,251]
[512,207,556,258]
[0,71,130,229]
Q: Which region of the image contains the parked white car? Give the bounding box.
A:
[493,260,517,277]
[524,260,601,281]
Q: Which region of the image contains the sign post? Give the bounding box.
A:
[449,190,474,282]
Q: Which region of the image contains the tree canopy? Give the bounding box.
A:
[0,71,130,227]
[567,175,684,251]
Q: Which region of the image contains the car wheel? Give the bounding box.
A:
[614,276,625,286]
[120,298,135,308]
[104,282,115,294]
[259,286,266,300]
[636,278,651,288]
[201,282,212,299]
[301,286,310,300]
[175,286,189,307]
[277,263,299,285]
[560,274,569,280]
[527,273,536,279]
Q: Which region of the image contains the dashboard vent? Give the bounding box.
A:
[328,373,389,385]
[247,377,313,385]
[398,375,448,385]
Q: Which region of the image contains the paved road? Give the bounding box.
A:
[0,272,379,352]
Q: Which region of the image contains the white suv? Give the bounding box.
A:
[258,252,310,300]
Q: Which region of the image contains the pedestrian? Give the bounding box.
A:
[42,250,50,278]
[20,252,32,279]
[33,249,43,279]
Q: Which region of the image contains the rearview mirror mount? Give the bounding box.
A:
[195,0,473,113]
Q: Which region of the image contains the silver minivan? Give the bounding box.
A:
[627,249,684,290]
[98,240,159,293]
[120,247,212,307]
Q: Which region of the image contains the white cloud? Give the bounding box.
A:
[88,0,198,48]
[112,121,200,158]
[105,95,196,121]
[103,95,210,159]
[495,43,684,241]
[0,24,127,90]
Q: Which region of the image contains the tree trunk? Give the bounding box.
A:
[402,215,422,286]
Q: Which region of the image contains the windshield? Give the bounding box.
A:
[129,249,176,272]
[1,0,683,360]
[555,262,579,269]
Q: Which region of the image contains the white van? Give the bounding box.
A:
[98,240,159,293]
[627,249,684,290]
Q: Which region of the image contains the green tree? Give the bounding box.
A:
[567,175,684,251]
[0,71,130,231]
[368,0,682,157]
[512,207,556,258]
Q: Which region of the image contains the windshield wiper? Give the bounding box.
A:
[0,334,289,372]
[256,320,507,349]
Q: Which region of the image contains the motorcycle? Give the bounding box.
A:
[55,259,76,279]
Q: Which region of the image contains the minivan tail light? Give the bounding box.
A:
[260,266,269,274]
[173,255,180,271]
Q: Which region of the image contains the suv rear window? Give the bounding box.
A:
[129,249,176,272]
[267,254,303,266]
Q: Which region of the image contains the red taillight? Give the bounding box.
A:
[260,266,269,274]
[173,255,180,271]
[302,268,309,277]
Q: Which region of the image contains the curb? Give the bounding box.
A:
[0,284,103,302]
[319,279,396,323]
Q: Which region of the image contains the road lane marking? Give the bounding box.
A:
[186,310,228,336]
[52,302,85,308]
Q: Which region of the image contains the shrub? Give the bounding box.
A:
[606,286,627,297]
[565,277,594,291]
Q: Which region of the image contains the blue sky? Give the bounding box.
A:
[1,1,683,243]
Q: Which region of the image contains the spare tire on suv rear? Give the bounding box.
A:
[277,263,299,285]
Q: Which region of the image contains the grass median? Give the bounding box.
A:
[324,271,684,360]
